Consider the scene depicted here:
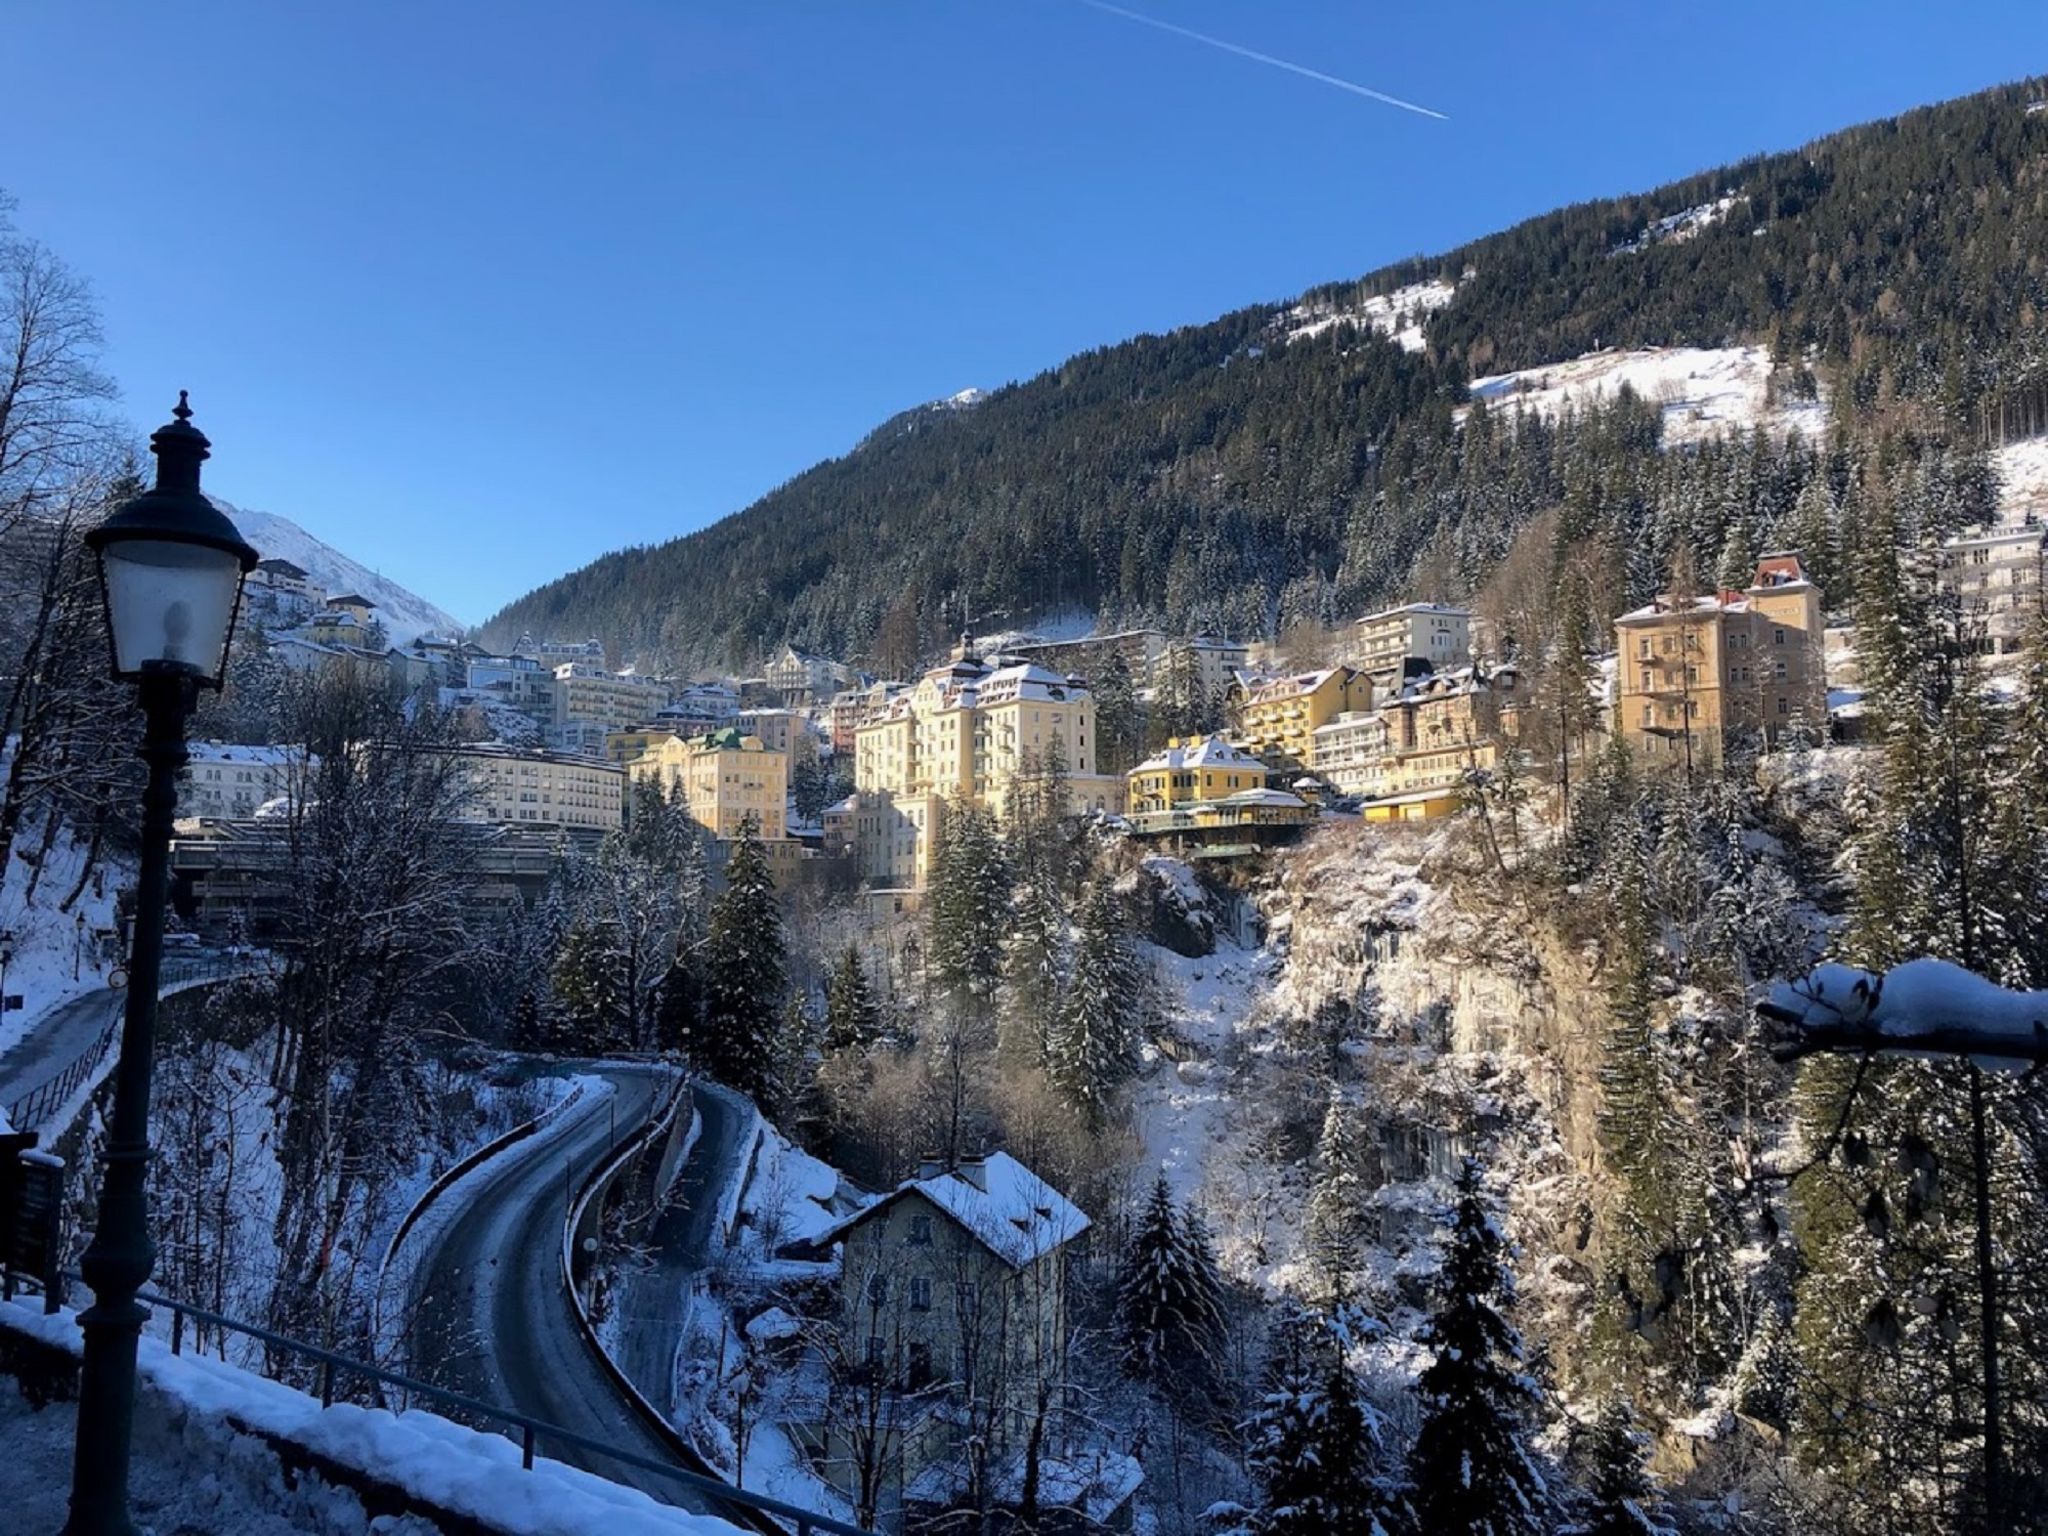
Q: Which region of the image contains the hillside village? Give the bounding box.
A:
[7,64,2048,1536]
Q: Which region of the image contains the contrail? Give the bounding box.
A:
[1073,0,1448,121]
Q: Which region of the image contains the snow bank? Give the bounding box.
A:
[1995,435,2048,525]
[0,1299,746,1535]
[1468,344,1828,445]
[1610,194,1740,255]
[0,818,124,1062]
[1282,278,1456,353]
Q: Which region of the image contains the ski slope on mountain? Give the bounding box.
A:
[215,499,465,643]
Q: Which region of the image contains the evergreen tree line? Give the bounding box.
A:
[482,79,2048,673]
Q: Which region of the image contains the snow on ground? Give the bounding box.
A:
[1468,344,1829,445]
[0,1298,747,1535]
[0,818,124,1061]
[1133,932,1274,1206]
[1610,194,1740,255]
[735,1123,855,1258]
[1282,277,1457,352]
[1995,435,2048,525]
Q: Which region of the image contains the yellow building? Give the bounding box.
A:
[604,726,680,766]
[629,727,789,842]
[1229,665,1374,770]
[1616,553,1824,768]
[851,650,1123,889]
[444,744,625,832]
[1126,735,1269,813]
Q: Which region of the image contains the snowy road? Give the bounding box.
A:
[408,1063,740,1519]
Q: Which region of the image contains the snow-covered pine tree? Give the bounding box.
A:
[1304,1084,1372,1295]
[1048,881,1144,1120]
[696,815,786,1104]
[823,943,883,1051]
[1001,862,1066,1067]
[926,796,1011,1007]
[1244,1301,1397,1536]
[1118,1174,1225,1384]
[1408,1158,1552,1536]
[1567,1399,1676,1536]
[552,917,632,1047]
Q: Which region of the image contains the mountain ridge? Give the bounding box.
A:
[216,500,465,646]
[481,76,2048,672]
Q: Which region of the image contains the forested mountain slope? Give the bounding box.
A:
[483,78,2048,672]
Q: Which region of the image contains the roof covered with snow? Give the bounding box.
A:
[1131,735,1267,775]
[817,1152,1089,1269]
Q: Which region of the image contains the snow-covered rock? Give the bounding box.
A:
[1117,854,1216,958]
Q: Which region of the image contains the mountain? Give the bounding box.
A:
[481,77,2048,673]
[216,500,465,646]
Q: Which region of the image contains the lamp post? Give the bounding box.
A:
[65,394,255,1536]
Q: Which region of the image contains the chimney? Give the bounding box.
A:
[955,1156,988,1191]
[917,1157,944,1181]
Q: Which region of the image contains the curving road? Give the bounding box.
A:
[610,1082,757,1416]
[407,1063,710,1508]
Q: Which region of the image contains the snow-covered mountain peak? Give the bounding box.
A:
[212,498,465,645]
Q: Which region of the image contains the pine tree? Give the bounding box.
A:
[1408,1159,1552,1536]
[1002,865,1065,1067]
[926,797,1010,1007]
[1118,1174,1226,1383]
[1048,882,1144,1120]
[1304,1085,1372,1295]
[1568,1399,1676,1536]
[552,918,632,1047]
[696,816,786,1103]
[823,943,883,1051]
[1245,1302,1398,1536]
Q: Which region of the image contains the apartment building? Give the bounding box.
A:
[1126,735,1269,813]
[1377,665,1526,795]
[552,663,673,735]
[1615,552,1825,767]
[1352,603,1472,691]
[1308,711,1392,798]
[604,726,681,766]
[764,644,845,704]
[249,557,319,604]
[851,649,1122,888]
[629,727,789,842]
[1937,522,2046,655]
[446,744,625,832]
[1228,665,1374,770]
[179,743,295,821]
[736,707,802,758]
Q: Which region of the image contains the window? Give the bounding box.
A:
[907,1341,934,1388]
[1640,670,1652,692]
[910,1276,932,1311]
[1777,698,1790,716]
[867,1274,888,1307]
[866,1334,885,1368]
[1774,628,1786,645]
[1637,639,1652,659]
[909,1214,932,1246]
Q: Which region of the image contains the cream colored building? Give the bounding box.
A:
[1937,522,2045,655]
[1228,665,1374,770]
[552,663,672,734]
[803,1154,1089,1512]
[851,650,1122,888]
[736,707,802,758]
[1308,711,1392,798]
[629,727,789,842]
[1615,552,1825,767]
[1377,665,1526,795]
[1353,603,1471,690]
[446,745,625,831]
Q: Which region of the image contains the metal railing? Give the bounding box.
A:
[7,1273,870,1536]
[2,952,270,1132]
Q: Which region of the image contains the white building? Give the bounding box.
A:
[1937,522,2046,655]
[1353,603,1472,689]
[1308,710,1393,797]
[178,743,296,822]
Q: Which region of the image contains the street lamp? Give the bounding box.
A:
[66,393,254,1536]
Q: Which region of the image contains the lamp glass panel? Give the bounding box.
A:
[100,538,243,680]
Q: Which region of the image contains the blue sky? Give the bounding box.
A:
[8,3,2044,624]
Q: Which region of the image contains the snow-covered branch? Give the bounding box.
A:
[1759,959,2048,1070]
